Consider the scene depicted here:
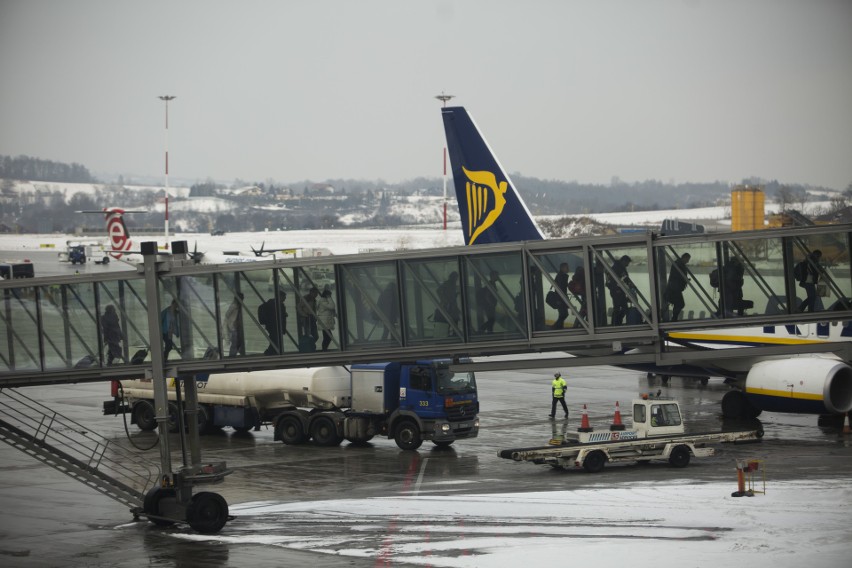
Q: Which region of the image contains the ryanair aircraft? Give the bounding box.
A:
[440,105,852,426]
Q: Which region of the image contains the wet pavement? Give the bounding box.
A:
[2,363,851,567]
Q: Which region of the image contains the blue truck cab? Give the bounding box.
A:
[348,359,479,450]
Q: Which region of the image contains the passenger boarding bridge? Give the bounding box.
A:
[2,223,852,388]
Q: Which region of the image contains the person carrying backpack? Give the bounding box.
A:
[796,250,823,313]
[664,253,691,321]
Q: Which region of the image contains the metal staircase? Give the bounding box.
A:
[0,388,159,510]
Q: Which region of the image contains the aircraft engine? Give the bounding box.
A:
[744,358,852,415]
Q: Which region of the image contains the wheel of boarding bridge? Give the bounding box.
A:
[394,420,423,451]
[276,415,307,444]
[186,491,229,534]
[143,487,176,527]
[432,440,454,448]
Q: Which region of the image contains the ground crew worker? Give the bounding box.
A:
[549,372,569,419]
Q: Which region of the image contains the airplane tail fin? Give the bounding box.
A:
[441,106,544,245]
[103,208,134,259]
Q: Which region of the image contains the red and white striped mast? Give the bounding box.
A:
[158,95,176,249]
[435,92,454,231]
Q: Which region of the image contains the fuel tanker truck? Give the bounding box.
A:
[105,359,479,450]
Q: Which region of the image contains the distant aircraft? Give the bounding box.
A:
[440,105,852,424]
[80,208,261,265]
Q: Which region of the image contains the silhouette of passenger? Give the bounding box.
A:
[480,269,500,333]
[316,288,336,351]
[435,271,460,336]
[224,293,245,357]
[101,304,125,365]
[607,255,632,325]
[570,265,587,327]
[258,293,287,355]
[297,287,319,344]
[723,256,746,316]
[797,249,823,313]
[378,281,399,340]
[664,253,691,321]
[552,263,570,330]
[160,299,180,359]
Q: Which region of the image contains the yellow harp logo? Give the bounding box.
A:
[463,167,507,245]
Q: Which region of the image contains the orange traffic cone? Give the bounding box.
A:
[610,401,625,431]
[843,412,851,435]
[578,404,593,432]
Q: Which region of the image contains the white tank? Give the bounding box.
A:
[121,366,352,409]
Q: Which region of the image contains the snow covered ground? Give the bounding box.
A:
[0,226,465,259]
[173,480,852,567]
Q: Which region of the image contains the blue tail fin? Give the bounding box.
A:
[441,106,544,245]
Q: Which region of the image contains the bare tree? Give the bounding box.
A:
[775,186,796,211]
[796,188,810,212]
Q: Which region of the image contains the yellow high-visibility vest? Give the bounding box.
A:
[552,377,567,398]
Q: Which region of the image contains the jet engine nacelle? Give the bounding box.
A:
[744,358,852,415]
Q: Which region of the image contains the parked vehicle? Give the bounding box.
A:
[105,359,479,450]
[499,396,762,472]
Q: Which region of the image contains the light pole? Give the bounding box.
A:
[434,93,454,231]
[159,95,176,249]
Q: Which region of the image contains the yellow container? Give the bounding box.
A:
[732,186,765,231]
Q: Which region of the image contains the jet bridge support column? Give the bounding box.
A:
[171,241,202,469]
[141,241,172,480]
[139,240,231,534]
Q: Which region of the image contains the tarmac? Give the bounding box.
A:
[2,363,852,567]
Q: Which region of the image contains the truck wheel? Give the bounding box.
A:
[143,487,176,526]
[186,491,229,534]
[583,450,606,473]
[394,420,423,451]
[196,405,212,434]
[167,402,181,433]
[133,400,157,431]
[276,416,307,445]
[311,416,343,446]
[669,445,691,468]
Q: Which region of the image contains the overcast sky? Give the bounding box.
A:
[1,0,850,190]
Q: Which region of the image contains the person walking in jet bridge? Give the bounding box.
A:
[160,299,181,360]
[224,293,245,357]
[316,288,337,351]
[549,372,569,419]
[552,262,570,330]
[101,304,125,365]
[664,253,691,321]
[797,249,823,313]
[607,255,633,325]
[479,269,500,333]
